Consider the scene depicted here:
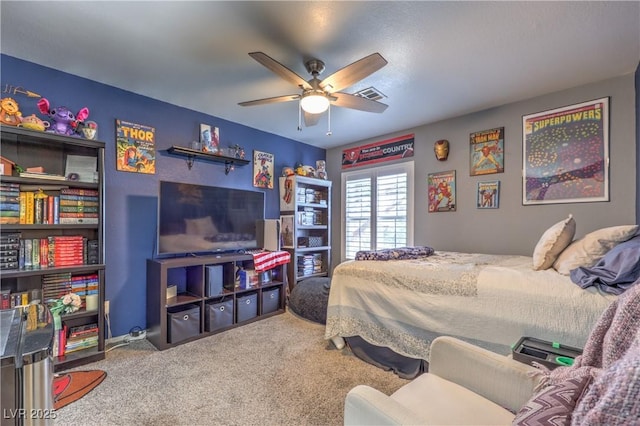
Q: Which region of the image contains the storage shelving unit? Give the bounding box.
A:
[279,175,332,288]
[146,253,287,351]
[0,126,106,372]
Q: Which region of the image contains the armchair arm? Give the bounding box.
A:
[429,336,542,413]
[344,385,426,426]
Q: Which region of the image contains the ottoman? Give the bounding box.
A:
[288,277,331,324]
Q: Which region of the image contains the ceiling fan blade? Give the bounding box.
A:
[331,92,388,113]
[319,53,388,93]
[249,52,312,90]
[303,111,320,127]
[238,94,300,107]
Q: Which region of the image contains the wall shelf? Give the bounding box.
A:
[167,146,250,174]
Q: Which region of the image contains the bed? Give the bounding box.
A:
[325,219,640,376]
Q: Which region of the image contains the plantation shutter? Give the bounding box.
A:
[376,172,408,249]
[344,175,372,260]
[342,162,413,261]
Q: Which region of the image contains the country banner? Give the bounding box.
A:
[341,134,414,169]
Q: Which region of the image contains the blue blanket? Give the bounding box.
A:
[571,235,640,295]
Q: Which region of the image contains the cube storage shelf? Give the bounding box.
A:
[146,253,287,350]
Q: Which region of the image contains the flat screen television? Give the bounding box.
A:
[157,181,265,256]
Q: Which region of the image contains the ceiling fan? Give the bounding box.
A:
[239,52,389,128]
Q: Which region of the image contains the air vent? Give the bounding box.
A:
[353,86,386,101]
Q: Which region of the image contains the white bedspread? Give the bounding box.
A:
[325,251,616,360]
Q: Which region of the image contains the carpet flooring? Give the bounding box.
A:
[55,309,408,425]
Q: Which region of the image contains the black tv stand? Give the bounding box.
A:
[146,253,287,350]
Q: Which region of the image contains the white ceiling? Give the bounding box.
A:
[1,1,639,149]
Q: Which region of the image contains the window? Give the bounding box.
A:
[341,162,414,260]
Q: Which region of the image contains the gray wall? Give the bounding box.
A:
[327,74,637,267]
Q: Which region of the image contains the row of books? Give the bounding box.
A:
[0,184,99,225]
[43,272,99,305]
[0,232,20,271]
[0,288,41,310]
[0,232,99,271]
[0,272,99,310]
[297,253,324,276]
[0,183,21,225]
[54,322,99,357]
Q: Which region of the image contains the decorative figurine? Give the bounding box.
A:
[80,120,98,140]
[281,166,294,177]
[18,114,50,132]
[434,139,450,161]
[37,98,89,137]
[229,144,245,159]
[0,97,23,126]
[315,160,327,179]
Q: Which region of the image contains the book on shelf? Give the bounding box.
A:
[19,171,67,181]
[58,217,99,224]
[60,188,99,197]
[59,205,99,213]
[59,198,99,206]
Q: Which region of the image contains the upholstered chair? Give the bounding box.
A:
[345,283,640,425]
[344,336,541,425]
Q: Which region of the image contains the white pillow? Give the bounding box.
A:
[185,216,218,237]
[532,215,576,270]
[553,225,640,275]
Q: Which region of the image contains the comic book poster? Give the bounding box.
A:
[116,119,156,174]
[469,127,504,176]
[523,97,609,205]
[427,170,456,212]
[477,180,500,209]
[200,123,220,153]
[253,150,274,189]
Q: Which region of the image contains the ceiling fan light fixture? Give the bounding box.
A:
[300,93,330,114]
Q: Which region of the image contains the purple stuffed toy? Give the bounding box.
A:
[37,98,89,137]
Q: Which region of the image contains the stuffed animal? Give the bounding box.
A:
[37,98,89,136]
[18,114,50,132]
[0,97,23,126]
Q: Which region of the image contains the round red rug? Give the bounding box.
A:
[53,370,107,410]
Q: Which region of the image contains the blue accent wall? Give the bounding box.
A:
[1,54,325,337]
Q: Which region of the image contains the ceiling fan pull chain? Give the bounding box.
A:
[327,104,332,136]
[298,99,302,131]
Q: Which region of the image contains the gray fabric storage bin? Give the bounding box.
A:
[205,298,234,332]
[167,304,200,344]
[236,293,258,322]
[262,287,280,314]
